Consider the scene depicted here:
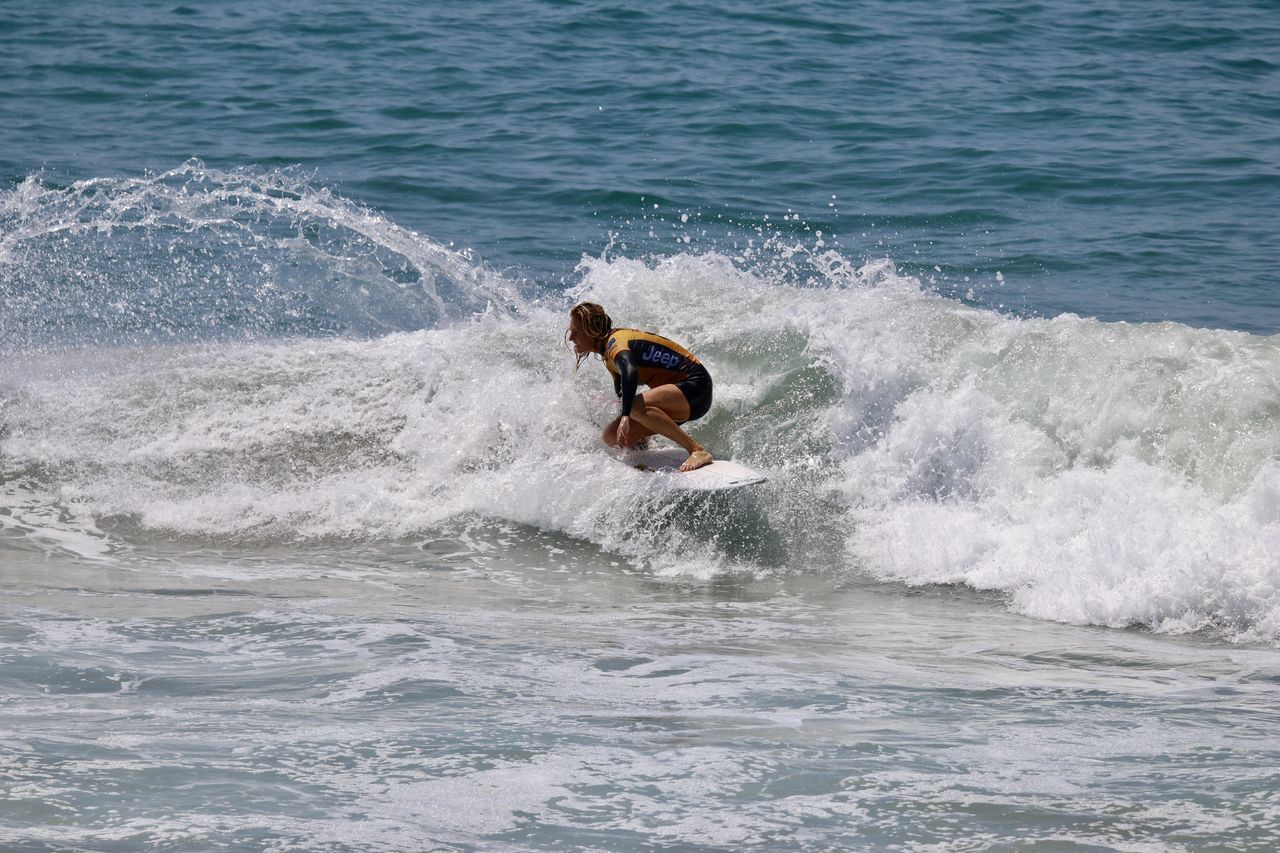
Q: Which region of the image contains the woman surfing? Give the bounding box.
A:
[567,302,713,472]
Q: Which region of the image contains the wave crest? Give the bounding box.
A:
[0,160,521,350]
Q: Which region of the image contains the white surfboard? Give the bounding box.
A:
[622,446,767,492]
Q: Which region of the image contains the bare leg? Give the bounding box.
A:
[622,384,713,472]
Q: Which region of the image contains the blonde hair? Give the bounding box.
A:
[567,301,613,370]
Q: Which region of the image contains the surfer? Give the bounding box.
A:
[567,301,714,472]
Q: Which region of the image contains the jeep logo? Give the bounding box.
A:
[640,344,681,369]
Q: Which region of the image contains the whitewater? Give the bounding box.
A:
[6,166,1280,642]
[4,0,1280,844]
[3,167,1279,848]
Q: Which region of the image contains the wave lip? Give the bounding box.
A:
[827,306,1280,644]
[573,251,1280,643]
[0,160,521,351]
[3,200,1279,643]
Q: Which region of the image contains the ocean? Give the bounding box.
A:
[3,0,1279,849]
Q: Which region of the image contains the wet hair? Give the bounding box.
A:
[567,301,613,370]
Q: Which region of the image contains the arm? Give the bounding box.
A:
[614,349,639,416]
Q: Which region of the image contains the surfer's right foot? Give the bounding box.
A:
[679,449,713,472]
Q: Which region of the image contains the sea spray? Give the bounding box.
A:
[0,161,522,350]
[4,179,1280,640]
[577,252,1280,641]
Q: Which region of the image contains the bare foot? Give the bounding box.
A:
[678,449,713,472]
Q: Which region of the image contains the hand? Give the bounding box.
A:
[617,415,631,447]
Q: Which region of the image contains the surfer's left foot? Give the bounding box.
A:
[679,449,713,472]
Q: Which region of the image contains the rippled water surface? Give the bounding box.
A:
[3,0,1280,849]
[5,0,1278,330]
[6,533,1280,850]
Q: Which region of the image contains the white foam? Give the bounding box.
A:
[0,161,524,349]
[4,244,1279,642]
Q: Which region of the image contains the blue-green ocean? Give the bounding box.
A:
[3,1,1280,849]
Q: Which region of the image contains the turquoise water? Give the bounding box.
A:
[5,0,1278,332]
[3,1,1280,849]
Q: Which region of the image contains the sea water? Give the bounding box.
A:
[3,1,1279,849]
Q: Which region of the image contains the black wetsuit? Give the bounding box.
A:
[603,328,713,423]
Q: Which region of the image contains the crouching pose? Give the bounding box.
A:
[566,301,713,472]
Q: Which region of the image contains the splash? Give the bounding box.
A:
[3,175,1280,642]
[0,160,522,350]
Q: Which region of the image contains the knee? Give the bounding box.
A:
[602,422,619,447]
